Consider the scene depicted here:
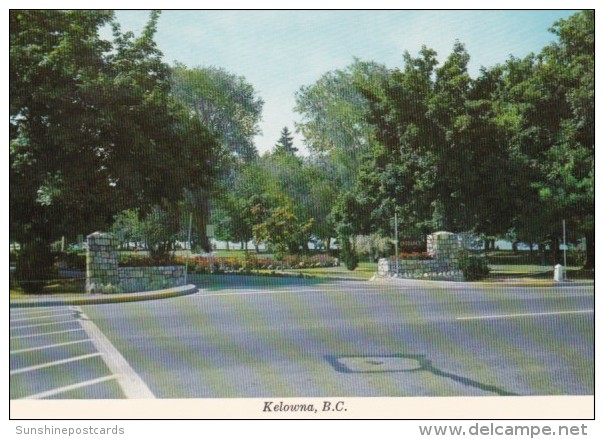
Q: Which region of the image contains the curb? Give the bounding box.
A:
[371,276,593,288]
[9,284,199,308]
[480,281,594,287]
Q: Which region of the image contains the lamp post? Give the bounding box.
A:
[394,210,399,275]
[562,219,567,280]
[184,212,192,285]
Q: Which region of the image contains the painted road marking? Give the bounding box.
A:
[76,307,155,399]
[456,310,594,321]
[10,339,92,354]
[10,312,75,322]
[10,319,79,330]
[10,328,86,340]
[20,375,118,400]
[10,353,102,375]
[10,306,72,315]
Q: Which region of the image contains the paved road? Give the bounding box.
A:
[79,276,593,398]
[11,275,594,399]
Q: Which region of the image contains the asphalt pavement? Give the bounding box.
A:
[43,275,593,399]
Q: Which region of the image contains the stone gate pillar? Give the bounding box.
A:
[426,231,460,260]
[86,232,119,293]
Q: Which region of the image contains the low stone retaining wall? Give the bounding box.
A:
[118,266,185,293]
[377,231,465,281]
[377,258,463,281]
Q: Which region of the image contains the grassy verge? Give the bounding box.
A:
[280,262,377,280]
[488,263,593,280]
[10,278,86,299]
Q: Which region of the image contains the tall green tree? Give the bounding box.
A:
[10,10,221,289]
[274,127,297,155]
[295,59,388,189]
[536,10,594,267]
[170,65,263,250]
[491,11,594,266]
[171,64,264,162]
[349,46,441,238]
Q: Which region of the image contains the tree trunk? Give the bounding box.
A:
[512,241,519,254]
[584,229,595,269]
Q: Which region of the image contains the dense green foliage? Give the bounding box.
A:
[295,11,594,268]
[274,127,298,155]
[340,237,359,271]
[456,250,490,281]
[10,10,221,289]
[10,11,594,290]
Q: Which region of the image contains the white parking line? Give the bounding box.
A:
[76,308,155,398]
[10,306,71,315]
[10,328,86,340]
[10,339,92,354]
[10,319,78,330]
[11,312,74,322]
[20,375,118,400]
[10,353,102,375]
[456,310,594,321]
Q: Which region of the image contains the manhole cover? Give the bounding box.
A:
[335,356,421,373]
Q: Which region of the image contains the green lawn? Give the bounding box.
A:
[280,261,377,280]
[10,278,86,298]
[212,249,275,258]
[488,263,592,280]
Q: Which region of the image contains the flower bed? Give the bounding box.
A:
[389,252,433,261]
[181,254,339,274]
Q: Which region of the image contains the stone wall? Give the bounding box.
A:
[426,231,461,260]
[86,232,185,293]
[377,258,463,281]
[118,266,185,293]
[377,231,463,281]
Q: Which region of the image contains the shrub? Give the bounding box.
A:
[565,248,586,267]
[56,252,86,270]
[340,237,358,271]
[15,240,57,294]
[457,250,490,281]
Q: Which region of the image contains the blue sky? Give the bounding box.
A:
[108,10,578,155]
